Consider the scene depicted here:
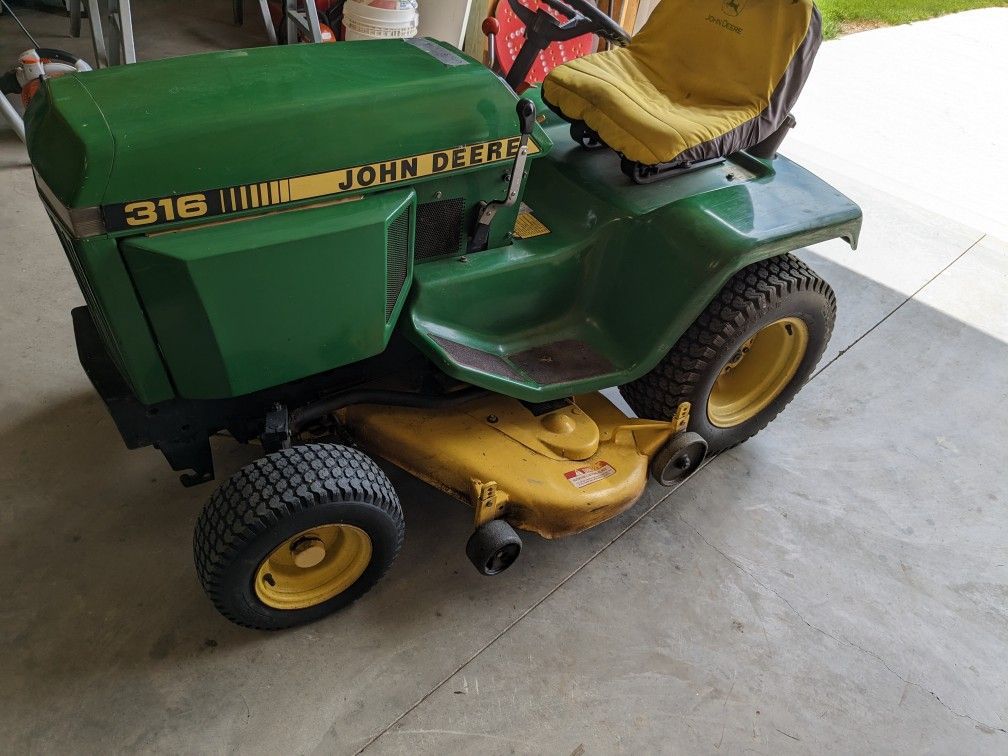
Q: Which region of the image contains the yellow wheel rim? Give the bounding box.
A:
[254,524,372,610]
[707,317,810,429]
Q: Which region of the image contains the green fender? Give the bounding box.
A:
[405,95,862,402]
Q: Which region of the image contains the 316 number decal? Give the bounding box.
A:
[123,194,209,227]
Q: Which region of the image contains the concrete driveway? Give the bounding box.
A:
[1,6,1005,754]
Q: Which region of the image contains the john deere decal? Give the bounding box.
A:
[102,136,540,232]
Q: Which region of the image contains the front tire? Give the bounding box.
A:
[621,254,836,453]
[194,444,404,630]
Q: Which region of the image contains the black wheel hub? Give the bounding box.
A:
[485,543,521,575]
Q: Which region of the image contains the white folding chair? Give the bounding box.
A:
[69,0,136,67]
[256,0,325,45]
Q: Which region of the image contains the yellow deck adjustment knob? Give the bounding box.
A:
[541,412,576,434]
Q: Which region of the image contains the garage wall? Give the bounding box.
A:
[418,0,474,48]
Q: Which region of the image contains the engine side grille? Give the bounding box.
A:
[386,205,411,321]
[415,198,464,262]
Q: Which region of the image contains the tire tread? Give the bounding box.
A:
[193,443,402,629]
[621,254,836,449]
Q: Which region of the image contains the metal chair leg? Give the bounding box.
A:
[284,0,296,45]
[304,0,323,43]
[70,0,82,37]
[86,0,109,68]
[0,93,27,143]
[118,0,136,64]
[80,0,135,68]
[106,0,123,67]
[259,0,277,44]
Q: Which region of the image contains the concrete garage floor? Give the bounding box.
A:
[2,4,1006,753]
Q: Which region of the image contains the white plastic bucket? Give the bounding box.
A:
[343,0,419,40]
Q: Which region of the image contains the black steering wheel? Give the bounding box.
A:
[502,0,631,89]
[546,0,631,45]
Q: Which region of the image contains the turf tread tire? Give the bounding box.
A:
[194,443,403,630]
[620,254,836,453]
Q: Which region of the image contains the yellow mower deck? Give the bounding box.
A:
[343,393,680,539]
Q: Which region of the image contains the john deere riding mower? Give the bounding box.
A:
[25,0,860,629]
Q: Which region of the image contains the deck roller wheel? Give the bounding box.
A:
[466,519,522,576]
[652,431,708,486]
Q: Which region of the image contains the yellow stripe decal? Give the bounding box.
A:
[102,136,541,231]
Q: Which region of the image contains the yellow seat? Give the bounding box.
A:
[542,0,821,167]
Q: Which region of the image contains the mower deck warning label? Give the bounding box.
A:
[565,461,617,489]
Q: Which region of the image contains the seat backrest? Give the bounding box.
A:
[631,0,817,111]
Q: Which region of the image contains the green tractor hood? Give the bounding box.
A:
[26,39,547,212]
[24,40,554,404]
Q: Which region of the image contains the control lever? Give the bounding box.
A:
[482,16,499,70]
[469,99,536,253]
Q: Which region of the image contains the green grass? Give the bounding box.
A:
[817,0,1008,37]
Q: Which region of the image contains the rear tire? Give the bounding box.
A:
[621,254,836,453]
[194,444,404,630]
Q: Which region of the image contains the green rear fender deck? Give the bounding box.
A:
[405,90,863,402]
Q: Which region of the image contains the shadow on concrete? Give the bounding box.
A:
[4,373,675,750]
[0,386,486,662]
[342,242,1008,753]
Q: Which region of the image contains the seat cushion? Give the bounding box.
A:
[542,0,820,166]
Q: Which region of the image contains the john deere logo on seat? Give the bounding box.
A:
[722,0,748,16]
